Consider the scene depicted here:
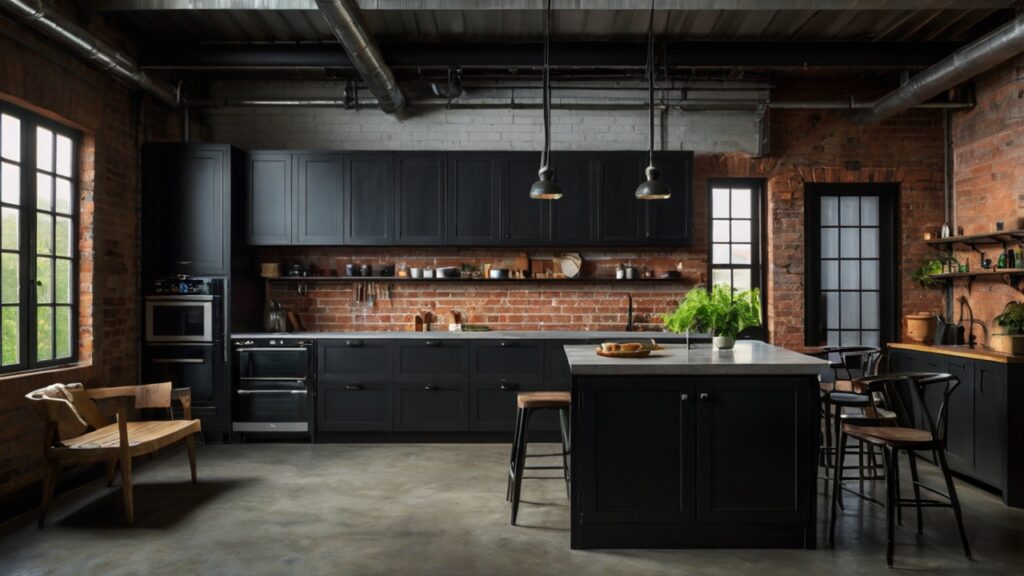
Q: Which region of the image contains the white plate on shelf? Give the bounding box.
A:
[558,253,582,279]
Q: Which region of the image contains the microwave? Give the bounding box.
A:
[145,295,220,343]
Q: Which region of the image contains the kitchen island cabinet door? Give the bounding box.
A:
[294,152,344,245]
[447,153,501,245]
[394,381,469,431]
[695,378,811,524]
[344,153,394,245]
[576,377,696,524]
[247,151,292,245]
[395,152,446,245]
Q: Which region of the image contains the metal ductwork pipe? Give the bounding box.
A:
[854,15,1024,124]
[0,0,178,107]
[313,0,406,115]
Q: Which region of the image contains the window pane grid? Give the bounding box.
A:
[1,103,77,372]
[710,185,756,294]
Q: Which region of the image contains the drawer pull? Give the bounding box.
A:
[699,392,710,402]
[345,384,364,390]
[499,341,518,347]
[500,383,519,391]
[345,340,363,347]
[424,340,441,347]
[680,393,690,401]
[424,385,439,391]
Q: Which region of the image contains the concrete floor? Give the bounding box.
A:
[1,443,1023,576]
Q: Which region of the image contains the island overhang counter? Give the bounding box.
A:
[565,340,829,550]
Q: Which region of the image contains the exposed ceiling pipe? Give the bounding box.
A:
[0,0,179,107]
[854,15,1024,124]
[313,0,406,115]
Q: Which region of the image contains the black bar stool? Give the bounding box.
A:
[817,346,882,478]
[835,372,971,568]
[506,391,570,526]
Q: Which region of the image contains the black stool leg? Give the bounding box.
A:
[507,406,524,502]
[823,397,833,478]
[885,446,897,568]
[833,408,846,510]
[937,448,972,559]
[559,407,570,500]
[893,449,902,526]
[511,408,533,526]
[829,427,849,544]
[907,450,923,535]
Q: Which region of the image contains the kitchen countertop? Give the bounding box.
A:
[565,340,829,376]
[230,330,709,340]
[889,342,1024,364]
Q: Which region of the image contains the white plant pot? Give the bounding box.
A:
[713,336,736,350]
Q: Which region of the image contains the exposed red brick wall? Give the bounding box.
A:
[0,9,179,497]
[952,56,1024,342]
[260,103,947,350]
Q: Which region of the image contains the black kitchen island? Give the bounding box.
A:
[565,341,828,549]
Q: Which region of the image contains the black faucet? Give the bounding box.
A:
[626,293,634,332]
[957,296,988,349]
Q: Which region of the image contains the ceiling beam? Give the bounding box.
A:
[137,40,962,70]
[92,1,1014,11]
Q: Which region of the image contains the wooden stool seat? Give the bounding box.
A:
[844,424,933,447]
[516,391,570,409]
[60,420,201,456]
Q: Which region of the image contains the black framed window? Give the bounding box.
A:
[708,178,765,339]
[0,102,79,373]
[805,183,898,348]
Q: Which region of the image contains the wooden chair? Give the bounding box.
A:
[25,382,201,526]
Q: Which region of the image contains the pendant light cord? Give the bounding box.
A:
[647,0,655,168]
[541,0,552,171]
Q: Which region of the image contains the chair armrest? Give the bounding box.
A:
[172,388,193,421]
[89,383,173,410]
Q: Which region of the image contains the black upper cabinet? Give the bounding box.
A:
[144,143,232,276]
[596,153,645,245]
[247,151,292,246]
[395,152,446,245]
[502,153,551,245]
[344,153,394,245]
[447,153,501,245]
[645,151,694,246]
[294,153,344,245]
[549,154,596,245]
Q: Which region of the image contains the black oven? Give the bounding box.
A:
[233,338,314,438]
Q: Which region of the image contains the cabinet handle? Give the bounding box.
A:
[345,340,363,347]
[699,392,710,402]
[176,261,193,265]
[424,385,439,391]
[499,341,518,347]
[680,393,690,401]
[345,384,364,390]
[424,340,441,347]
[500,383,520,391]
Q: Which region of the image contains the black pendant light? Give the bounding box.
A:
[530,0,562,200]
[635,0,671,200]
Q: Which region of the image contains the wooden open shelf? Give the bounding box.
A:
[927,229,1024,251]
[929,268,1024,294]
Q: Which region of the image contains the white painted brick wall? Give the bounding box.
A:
[202,80,762,154]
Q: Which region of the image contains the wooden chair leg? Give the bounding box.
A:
[38,462,58,529]
[185,435,198,484]
[907,451,923,535]
[106,458,119,487]
[120,455,134,524]
[937,449,972,560]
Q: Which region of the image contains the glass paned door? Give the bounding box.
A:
[805,184,896,347]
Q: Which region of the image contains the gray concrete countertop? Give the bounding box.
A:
[231,330,708,340]
[565,340,829,376]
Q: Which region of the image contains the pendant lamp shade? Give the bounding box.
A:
[530,166,562,200]
[636,0,670,201]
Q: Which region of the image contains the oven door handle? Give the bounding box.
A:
[236,389,308,395]
[150,358,205,364]
[237,377,308,382]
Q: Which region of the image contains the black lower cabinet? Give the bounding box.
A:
[469,381,542,432]
[572,375,816,549]
[143,343,228,436]
[394,381,469,431]
[889,347,1019,507]
[319,382,393,432]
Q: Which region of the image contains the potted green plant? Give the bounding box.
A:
[993,301,1024,355]
[662,284,762,350]
[911,258,945,288]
